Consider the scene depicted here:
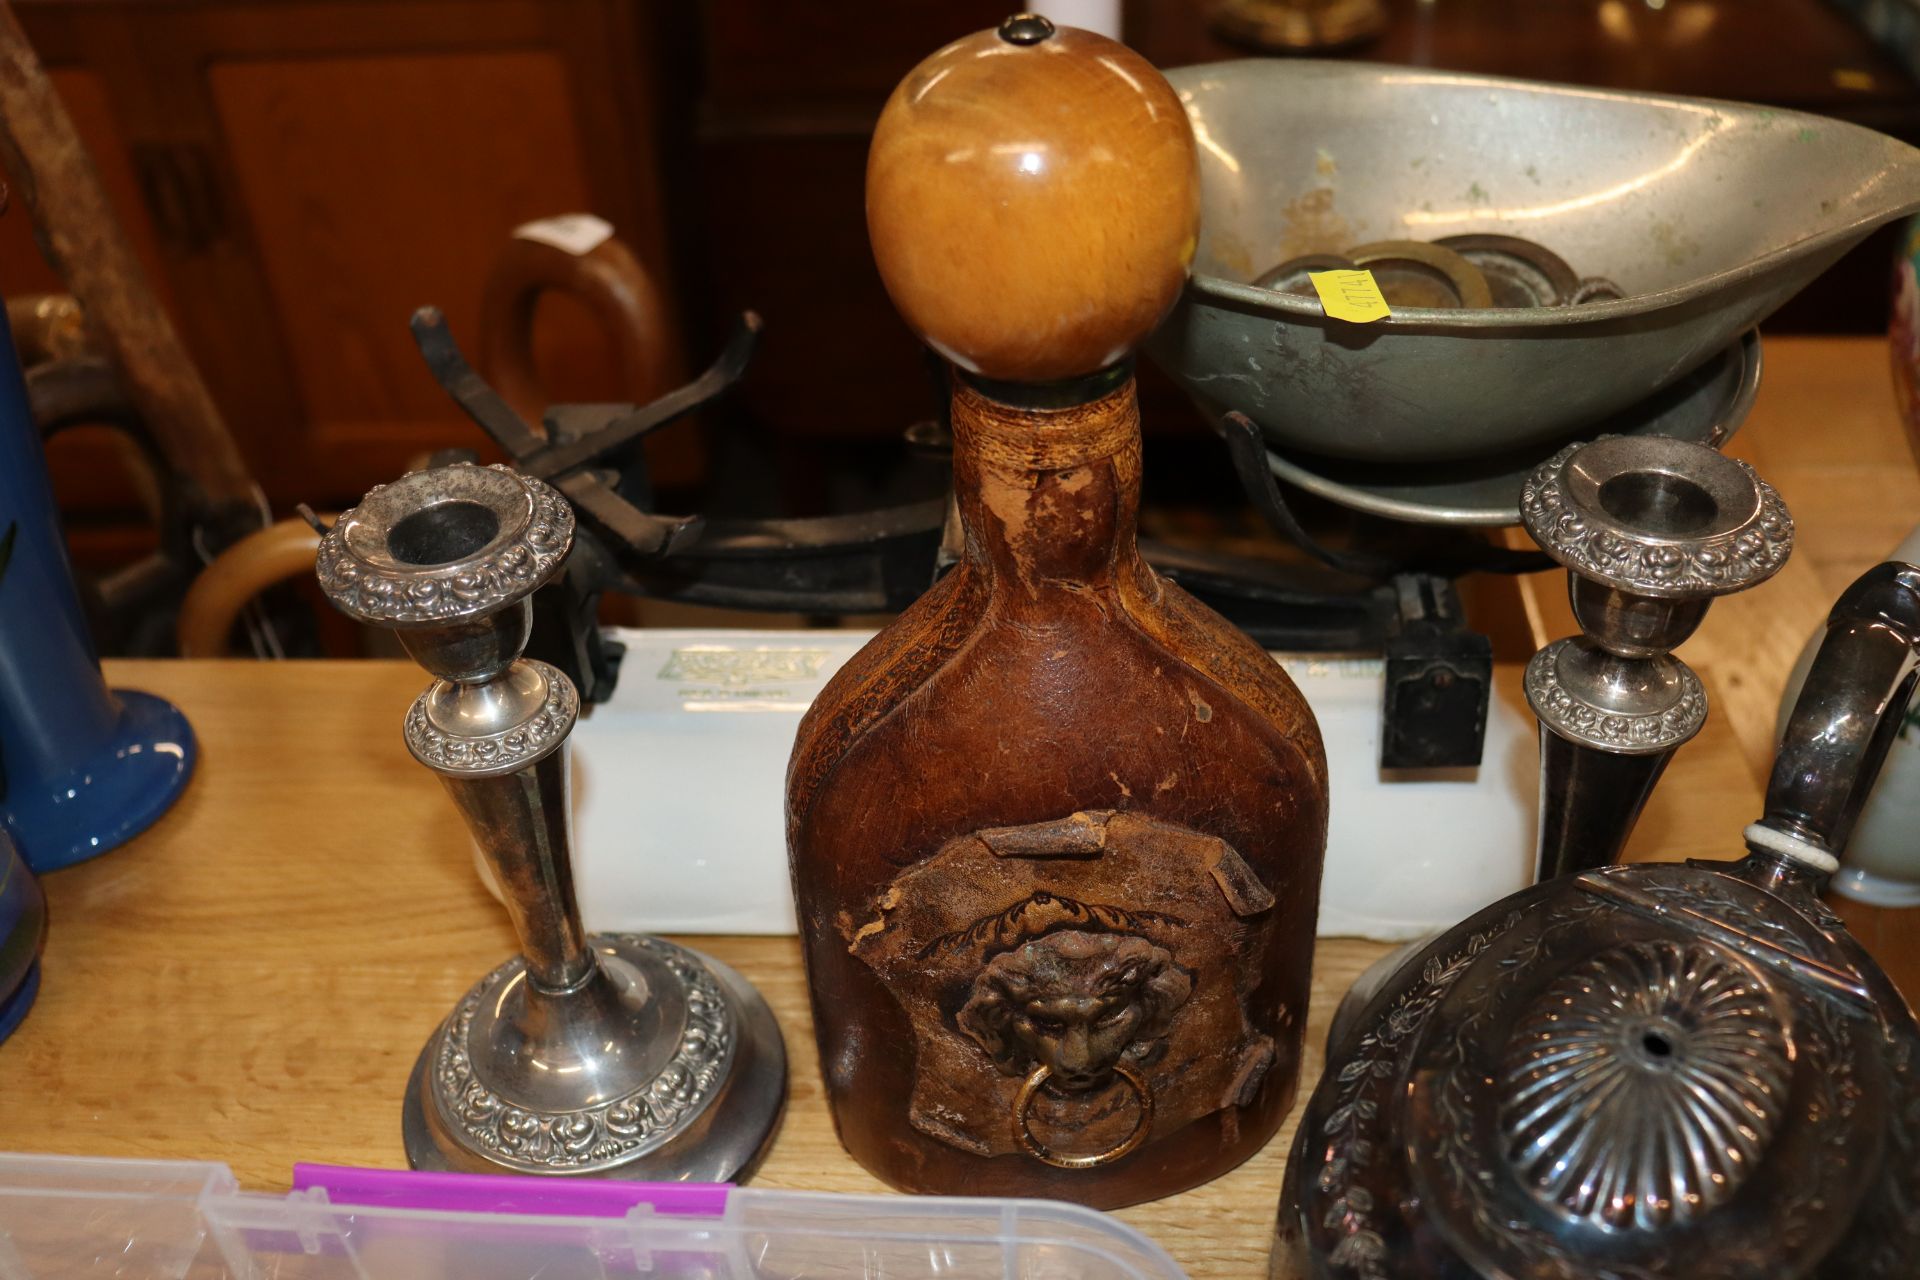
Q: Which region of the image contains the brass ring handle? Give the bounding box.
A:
[1013,1061,1153,1169]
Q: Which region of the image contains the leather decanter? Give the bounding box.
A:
[784,15,1330,1208]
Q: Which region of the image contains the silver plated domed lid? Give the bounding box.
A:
[1285,863,1919,1280]
[1278,563,1920,1280]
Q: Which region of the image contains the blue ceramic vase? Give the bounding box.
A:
[0,829,43,1040]
[0,296,195,872]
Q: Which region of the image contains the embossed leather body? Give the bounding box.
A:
[786,376,1329,1207]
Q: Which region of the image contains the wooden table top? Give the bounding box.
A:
[2,334,1916,1278]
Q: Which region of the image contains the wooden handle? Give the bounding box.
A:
[478,227,682,422]
[175,515,333,656]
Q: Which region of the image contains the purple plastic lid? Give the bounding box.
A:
[292,1164,731,1219]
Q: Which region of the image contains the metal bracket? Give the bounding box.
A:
[1220,410,1497,767]
[1380,574,1492,769]
[404,312,1502,749]
[407,309,949,698]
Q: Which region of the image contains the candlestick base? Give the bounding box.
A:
[402,934,784,1181]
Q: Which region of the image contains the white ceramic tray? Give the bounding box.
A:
[555,629,1535,941]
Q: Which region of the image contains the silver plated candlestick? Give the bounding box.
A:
[316,462,785,1180]
[1519,436,1791,880]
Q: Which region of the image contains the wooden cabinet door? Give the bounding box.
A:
[15,0,677,521]
[206,46,601,491]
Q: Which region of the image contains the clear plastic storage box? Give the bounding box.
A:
[0,1152,1190,1279]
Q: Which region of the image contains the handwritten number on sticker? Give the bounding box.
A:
[1309,269,1391,324]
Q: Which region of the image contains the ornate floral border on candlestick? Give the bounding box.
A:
[1520,441,1792,598]
[404,661,578,776]
[1525,638,1706,753]
[315,464,575,627]
[429,939,736,1173]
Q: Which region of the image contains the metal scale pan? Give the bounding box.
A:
[1148,60,1920,472]
[1261,327,1762,526]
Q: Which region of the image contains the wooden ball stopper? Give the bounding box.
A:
[866,15,1199,385]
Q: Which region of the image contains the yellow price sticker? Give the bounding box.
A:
[1308,269,1391,324]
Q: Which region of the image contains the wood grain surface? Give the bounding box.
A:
[865,22,1197,382]
[0,336,1913,1277]
[0,659,1749,1279]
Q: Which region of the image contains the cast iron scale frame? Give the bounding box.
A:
[406,307,1502,769]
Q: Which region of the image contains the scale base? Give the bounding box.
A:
[403,938,785,1181]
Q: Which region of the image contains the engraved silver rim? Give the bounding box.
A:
[1520,436,1791,599]
[315,463,574,627]
[1525,638,1707,754]
[406,659,578,777]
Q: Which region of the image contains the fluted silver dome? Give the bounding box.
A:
[1499,939,1792,1230]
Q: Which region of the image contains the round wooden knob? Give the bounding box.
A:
[867,15,1198,385]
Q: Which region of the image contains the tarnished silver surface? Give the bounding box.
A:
[1285,870,1904,1280]
[1521,437,1791,599]
[405,659,578,777]
[316,463,573,629]
[317,462,785,1181]
[1275,562,1920,1280]
[1153,61,1920,464]
[1523,437,1790,879]
[1499,940,1790,1231]
[1263,328,1760,526]
[422,936,735,1174]
[1767,562,1920,850]
[1525,637,1706,755]
[404,946,789,1183]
